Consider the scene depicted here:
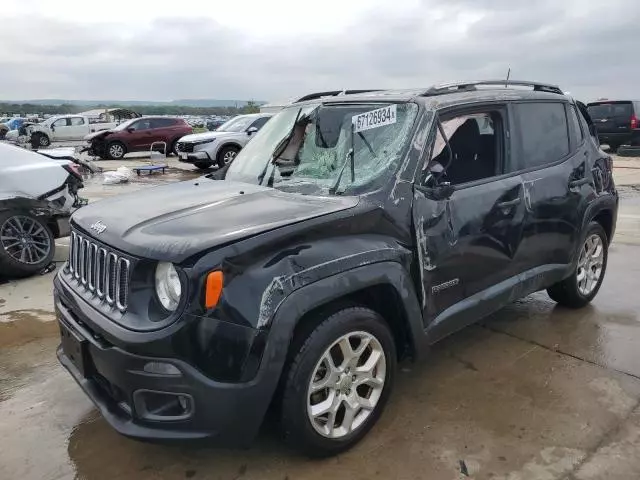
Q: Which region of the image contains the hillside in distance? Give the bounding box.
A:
[4,98,265,108]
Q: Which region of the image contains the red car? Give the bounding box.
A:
[83,117,193,159]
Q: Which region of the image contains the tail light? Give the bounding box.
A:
[631,114,638,130]
[62,163,83,180]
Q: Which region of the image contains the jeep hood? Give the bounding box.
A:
[179,131,236,142]
[71,179,358,262]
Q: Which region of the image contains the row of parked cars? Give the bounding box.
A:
[49,80,620,457]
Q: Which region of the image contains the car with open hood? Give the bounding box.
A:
[55,81,617,456]
[176,113,272,169]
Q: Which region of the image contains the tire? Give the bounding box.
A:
[107,141,126,160]
[280,307,396,457]
[32,132,50,148]
[216,145,240,168]
[617,145,640,157]
[547,222,608,308]
[0,211,55,278]
[193,162,212,170]
[168,139,179,157]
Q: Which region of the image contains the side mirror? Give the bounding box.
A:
[421,182,454,201]
[246,126,258,135]
[127,127,135,133]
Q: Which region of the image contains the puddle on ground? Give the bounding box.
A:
[0,309,58,348]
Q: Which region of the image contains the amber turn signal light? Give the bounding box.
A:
[205,271,224,308]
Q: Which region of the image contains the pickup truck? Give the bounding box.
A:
[6,110,140,147]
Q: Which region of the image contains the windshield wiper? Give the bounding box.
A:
[329,123,355,195]
[257,108,303,186]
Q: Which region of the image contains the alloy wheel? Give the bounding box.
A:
[223,150,237,164]
[0,215,51,264]
[109,144,124,158]
[577,233,604,296]
[307,331,386,439]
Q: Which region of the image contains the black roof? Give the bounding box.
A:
[292,80,571,110]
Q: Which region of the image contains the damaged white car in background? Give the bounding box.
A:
[0,143,86,278]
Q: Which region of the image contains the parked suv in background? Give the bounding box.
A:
[176,113,272,169]
[84,117,192,159]
[56,81,617,457]
[587,100,640,151]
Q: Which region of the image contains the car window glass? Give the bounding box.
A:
[52,118,69,127]
[69,117,85,126]
[567,105,583,147]
[250,117,270,130]
[150,118,173,128]
[424,112,501,186]
[510,102,569,171]
[132,119,152,131]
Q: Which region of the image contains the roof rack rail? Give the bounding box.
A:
[294,89,383,103]
[422,80,564,96]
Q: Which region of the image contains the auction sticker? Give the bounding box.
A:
[352,105,397,133]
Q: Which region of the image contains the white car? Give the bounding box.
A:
[176,113,272,169]
[0,143,85,278]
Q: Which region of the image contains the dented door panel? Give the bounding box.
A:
[412,175,525,333]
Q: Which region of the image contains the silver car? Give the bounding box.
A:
[176,113,272,169]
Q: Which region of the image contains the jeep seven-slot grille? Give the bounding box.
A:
[67,230,131,311]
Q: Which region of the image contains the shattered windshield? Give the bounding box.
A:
[225,102,418,194]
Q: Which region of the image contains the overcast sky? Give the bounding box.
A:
[1,0,638,102]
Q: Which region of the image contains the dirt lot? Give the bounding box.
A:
[1,153,640,479]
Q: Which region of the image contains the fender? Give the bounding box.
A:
[580,193,618,244]
[264,261,428,370]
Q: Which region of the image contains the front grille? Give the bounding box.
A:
[67,230,131,311]
[176,142,194,153]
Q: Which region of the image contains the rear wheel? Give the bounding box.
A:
[280,307,396,457]
[0,211,55,278]
[547,222,608,308]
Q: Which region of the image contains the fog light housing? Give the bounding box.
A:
[133,390,193,421]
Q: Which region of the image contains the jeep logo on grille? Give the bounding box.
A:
[90,221,107,234]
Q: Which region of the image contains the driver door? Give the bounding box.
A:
[126,119,153,150]
[412,105,526,342]
[51,118,72,140]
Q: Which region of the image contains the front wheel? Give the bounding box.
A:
[217,145,239,168]
[0,211,55,278]
[280,307,396,457]
[31,132,50,148]
[107,141,126,160]
[547,222,608,308]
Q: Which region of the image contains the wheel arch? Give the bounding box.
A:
[215,142,242,162]
[269,262,427,369]
[582,195,618,246]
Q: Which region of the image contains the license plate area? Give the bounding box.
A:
[59,320,91,378]
[180,152,188,160]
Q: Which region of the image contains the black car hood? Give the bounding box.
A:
[71,179,358,262]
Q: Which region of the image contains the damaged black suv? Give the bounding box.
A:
[55,81,618,456]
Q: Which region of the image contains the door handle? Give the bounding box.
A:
[497,198,521,208]
[569,177,590,188]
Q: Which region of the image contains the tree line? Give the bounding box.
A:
[0,101,261,117]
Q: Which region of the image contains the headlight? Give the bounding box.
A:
[194,138,215,146]
[155,262,182,311]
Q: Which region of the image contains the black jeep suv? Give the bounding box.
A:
[55,80,618,456]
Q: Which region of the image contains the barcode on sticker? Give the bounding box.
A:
[352,105,397,133]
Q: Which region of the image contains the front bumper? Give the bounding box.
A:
[177,150,213,164]
[54,276,277,445]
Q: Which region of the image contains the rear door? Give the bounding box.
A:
[67,116,88,139]
[508,101,583,279]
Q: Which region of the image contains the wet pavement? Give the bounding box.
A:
[1,157,640,479]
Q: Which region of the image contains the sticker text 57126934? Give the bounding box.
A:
[352,105,397,133]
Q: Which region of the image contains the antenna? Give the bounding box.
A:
[505,68,511,88]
